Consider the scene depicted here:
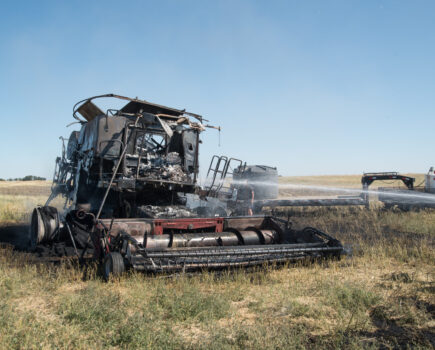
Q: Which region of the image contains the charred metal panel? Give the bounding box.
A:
[223,217,266,231]
[168,131,184,154]
[182,130,197,173]
[77,100,104,121]
[78,118,98,152]
[121,100,183,117]
[96,115,126,158]
[153,217,224,235]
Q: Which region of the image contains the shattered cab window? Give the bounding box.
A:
[135,133,166,155]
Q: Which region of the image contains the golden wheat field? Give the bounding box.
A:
[0,178,434,349]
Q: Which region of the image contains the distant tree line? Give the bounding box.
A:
[0,175,46,181]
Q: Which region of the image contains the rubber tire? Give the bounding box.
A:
[103,252,125,280]
[66,131,80,161]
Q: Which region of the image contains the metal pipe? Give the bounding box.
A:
[193,130,199,184]
[65,222,79,258]
[143,230,279,250]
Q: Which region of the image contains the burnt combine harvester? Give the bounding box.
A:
[31,94,344,279]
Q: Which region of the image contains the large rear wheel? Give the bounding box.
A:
[29,206,59,249]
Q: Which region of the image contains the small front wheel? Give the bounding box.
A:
[103,252,125,280]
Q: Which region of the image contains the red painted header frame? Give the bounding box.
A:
[152,217,224,235]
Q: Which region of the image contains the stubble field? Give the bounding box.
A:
[0,178,433,349]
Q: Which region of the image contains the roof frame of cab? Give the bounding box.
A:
[72,93,204,123]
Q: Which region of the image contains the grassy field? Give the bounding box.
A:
[0,181,51,223]
[0,178,434,349]
[0,181,63,223]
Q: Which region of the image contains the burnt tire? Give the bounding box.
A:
[30,206,60,249]
[103,252,125,280]
[67,131,80,161]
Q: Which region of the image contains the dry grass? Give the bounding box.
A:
[0,181,61,224]
[0,178,434,349]
[0,180,52,196]
[0,195,48,223]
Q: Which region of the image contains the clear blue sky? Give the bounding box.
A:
[1,0,434,179]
